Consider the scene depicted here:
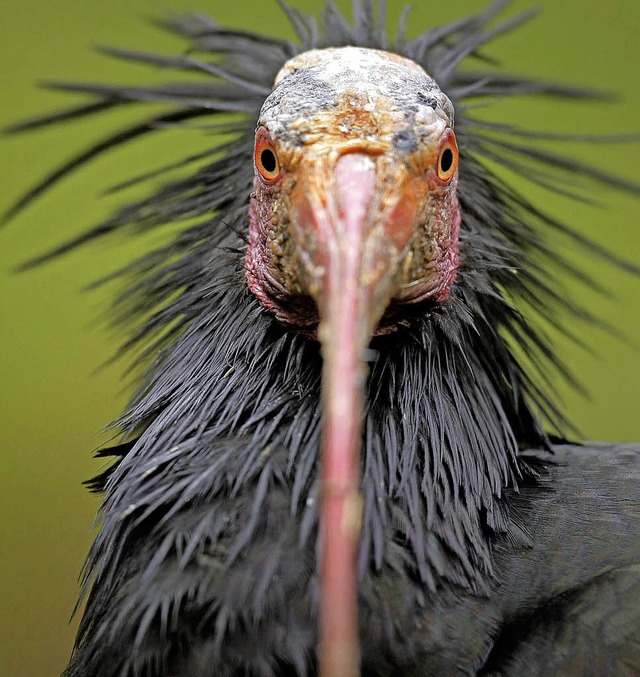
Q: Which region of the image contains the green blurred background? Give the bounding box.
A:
[0,1,638,675]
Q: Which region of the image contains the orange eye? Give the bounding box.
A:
[436,130,459,183]
[255,127,281,184]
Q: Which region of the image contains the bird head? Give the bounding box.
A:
[246,46,460,340]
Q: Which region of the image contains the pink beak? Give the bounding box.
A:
[291,151,419,676]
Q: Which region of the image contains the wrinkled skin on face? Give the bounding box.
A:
[245,46,460,332]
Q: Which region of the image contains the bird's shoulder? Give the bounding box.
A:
[480,442,640,676]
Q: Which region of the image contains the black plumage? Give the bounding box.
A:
[6,2,640,676]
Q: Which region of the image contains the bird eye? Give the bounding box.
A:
[255,127,281,184]
[436,131,459,183]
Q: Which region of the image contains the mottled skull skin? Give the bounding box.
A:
[245,46,460,331]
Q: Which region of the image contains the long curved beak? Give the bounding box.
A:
[291,151,418,676]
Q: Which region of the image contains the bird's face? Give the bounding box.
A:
[246,46,460,336]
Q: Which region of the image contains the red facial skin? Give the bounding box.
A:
[245,124,460,677]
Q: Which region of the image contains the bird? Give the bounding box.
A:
[5,1,640,676]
